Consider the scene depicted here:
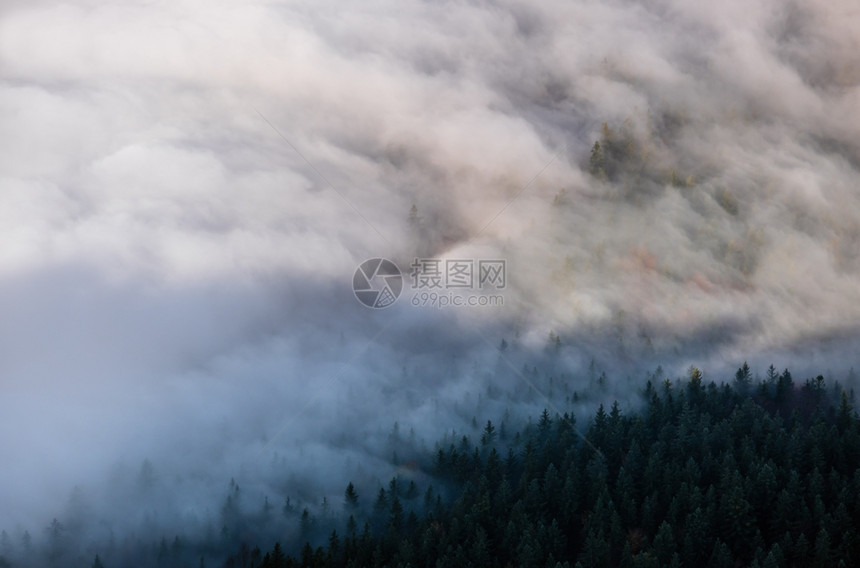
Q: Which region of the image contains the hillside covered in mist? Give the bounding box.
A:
[1,0,860,566]
[2,365,859,567]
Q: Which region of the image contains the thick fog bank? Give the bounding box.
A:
[1,0,859,550]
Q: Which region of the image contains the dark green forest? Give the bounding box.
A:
[235,365,860,568]
[3,365,859,568]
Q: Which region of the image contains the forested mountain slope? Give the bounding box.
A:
[2,365,857,568]
[236,367,860,568]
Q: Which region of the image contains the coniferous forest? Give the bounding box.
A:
[237,366,860,568]
[6,364,858,568]
[7,1,860,568]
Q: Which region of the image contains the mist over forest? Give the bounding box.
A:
[1,0,859,566]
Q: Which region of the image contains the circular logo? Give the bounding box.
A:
[352,258,402,308]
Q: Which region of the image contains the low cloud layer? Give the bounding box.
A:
[1,0,859,547]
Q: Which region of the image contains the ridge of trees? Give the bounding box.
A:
[2,364,858,568]
[234,365,860,567]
